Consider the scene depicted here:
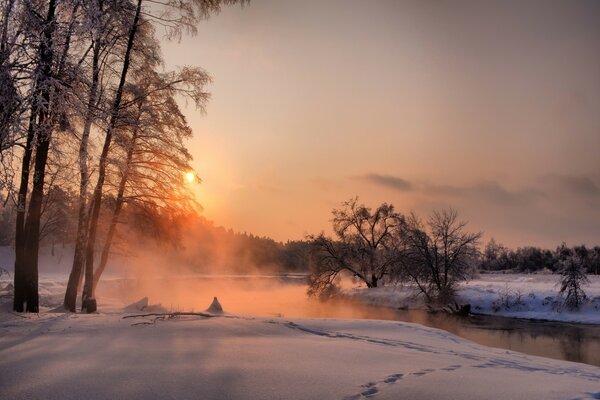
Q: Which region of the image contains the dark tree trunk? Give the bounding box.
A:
[81,0,142,312]
[13,0,57,313]
[22,125,52,312]
[15,0,56,312]
[13,113,36,312]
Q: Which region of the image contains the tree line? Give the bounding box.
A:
[480,239,600,275]
[0,0,244,313]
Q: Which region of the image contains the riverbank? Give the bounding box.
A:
[343,273,600,325]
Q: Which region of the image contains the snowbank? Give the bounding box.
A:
[345,274,600,324]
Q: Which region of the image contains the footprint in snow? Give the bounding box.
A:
[360,386,379,397]
[383,374,403,383]
[441,365,462,371]
[569,393,600,400]
[344,373,404,399]
[412,368,435,376]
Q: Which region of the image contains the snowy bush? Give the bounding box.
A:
[491,285,526,312]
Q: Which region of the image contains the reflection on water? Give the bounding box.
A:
[388,309,600,368]
[97,275,600,367]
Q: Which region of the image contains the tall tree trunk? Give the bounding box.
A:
[15,0,58,313]
[13,112,36,312]
[11,0,41,310]
[64,35,101,312]
[82,0,142,311]
[370,275,378,288]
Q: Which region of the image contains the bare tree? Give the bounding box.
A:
[401,209,481,303]
[307,198,405,296]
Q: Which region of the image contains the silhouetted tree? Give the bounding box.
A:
[307,198,405,296]
[402,209,481,303]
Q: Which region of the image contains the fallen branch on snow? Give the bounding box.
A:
[123,311,216,320]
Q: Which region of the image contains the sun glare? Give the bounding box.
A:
[185,171,195,183]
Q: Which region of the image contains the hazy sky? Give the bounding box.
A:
[161,0,600,247]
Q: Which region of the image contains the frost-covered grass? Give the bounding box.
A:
[344,273,600,324]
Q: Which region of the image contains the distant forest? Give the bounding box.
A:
[0,190,311,274]
[479,238,600,275]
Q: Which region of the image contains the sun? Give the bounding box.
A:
[184,171,195,183]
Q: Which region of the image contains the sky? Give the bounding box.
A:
[161,0,600,248]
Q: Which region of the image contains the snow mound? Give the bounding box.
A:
[206,297,223,314]
[48,304,69,313]
[124,297,167,313]
[124,297,149,311]
[1,282,13,293]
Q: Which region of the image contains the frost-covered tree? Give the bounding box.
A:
[0,0,23,154]
[63,0,135,313]
[75,0,245,312]
[0,0,244,312]
[11,0,84,312]
[558,254,589,311]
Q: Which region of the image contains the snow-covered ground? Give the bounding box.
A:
[1,295,600,400]
[344,273,600,325]
[2,249,600,398]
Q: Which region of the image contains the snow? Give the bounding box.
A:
[1,278,600,399]
[345,273,600,324]
[2,246,600,399]
[1,309,600,399]
[124,297,168,313]
[206,296,224,314]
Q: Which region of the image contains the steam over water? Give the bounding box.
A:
[98,275,401,319]
[98,275,600,367]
